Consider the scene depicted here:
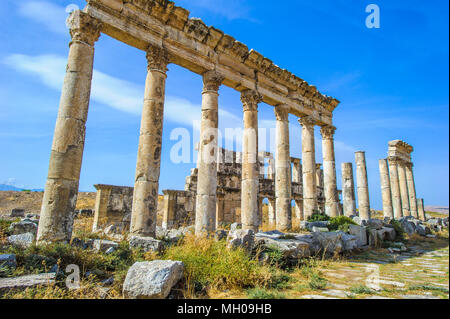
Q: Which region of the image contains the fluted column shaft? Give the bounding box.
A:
[379,159,394,219]
[240,90,262,231]
[321,126,339,217]
[397,161,411,217]
[195,71,224,235]
[341,163,356,217]
[405,163,418,218]
[417,198,426,221]
[355,151,371,220]
[275,105,292,231]
[130,45,169,238]
[37,11,101,243]
[299,116,317,219]
[388,158,403,219]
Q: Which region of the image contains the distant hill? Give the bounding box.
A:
[0,184,44,192]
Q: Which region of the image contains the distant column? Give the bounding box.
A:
[379,159,394,219]
[216,193,225,229]
[292,159,302,183]
[294,200,304,222]
[299,116,317,219]
[195,71,224,235]
[321,125,340,218]
[162,190,177,230]
[274,105,292,231]
[268,198,276,229]
[405,163,418,218]
[240,90,262,231]
[417,198,426,221]
[341,163,356,217]
[37,11,101,243]
[355,151,371,220]
[388,157,403,219]
[130,45,170,238]
[397,161,411,217]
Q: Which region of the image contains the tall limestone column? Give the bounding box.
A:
[355,152,371,220]
[275,105,292,231]
[268,198,276,229]
[321,125,340,217]
[195,71,224,235]
[299,116,317,219]
[405,163,418,218]
[379,159,394,219]
[292,159,302,183]
[388,157,403,219]
[130,45,169,238]
[240,90,262,231]
[37,11,101,243]
[397,161,411,217]
[417,198,426,221]
[341,163,356,217]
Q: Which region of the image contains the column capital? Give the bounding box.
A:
[203,70,224,92]
[68,11,102,46]
[274,104,290,122]
[320,125,337,140]
[298,115,316,128]
[241,90,262,112]
[404,162,414,169]
[146,45,170,72]
[387,156,400,165]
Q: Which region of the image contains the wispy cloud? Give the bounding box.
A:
[321,71,362,93]
[17,1,72,34]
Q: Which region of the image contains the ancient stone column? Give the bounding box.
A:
[316,164,324,189]
[320,125,340,217]
[275,105,292,231]
[294,199,304,223]
[162,190,176,230]
[388,157,403,219]
[93,184,112,232]
[417,198,426,221]
[405,163,418,218]
[37,11,101,243]
[355,151,371,220]
[341,163,356,217]
[299,116,317,219]
[240,90,262,231]
[130,45,169,238]
[379,159,394,219]
[216,193,225,229]
[268,198,276,229]
[195,71,224,235]
[397,161,411,217]
[292,159,302,183]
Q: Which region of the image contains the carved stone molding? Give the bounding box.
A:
[320,125,336,140]
[146,45,170,72]
[274,104,290,122]
[298,115,316,128]
[241,90,262,112]
[203,70,224,92]
[68,11,102,46]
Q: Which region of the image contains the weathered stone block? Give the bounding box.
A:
[129,236,165,253]
[8,221,38,236]
[348,224,368,247]
[0,254,17,269]
[93,239,119,253]
[7,233,34,249]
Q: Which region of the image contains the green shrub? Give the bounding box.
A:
[247,288,286,299]
[328,216,357,232]
[307,213,330,222]
[308,273,327,290]
[350,285,374,294]
[390,220,405,240]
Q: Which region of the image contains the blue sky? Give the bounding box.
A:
[0,0,448,209]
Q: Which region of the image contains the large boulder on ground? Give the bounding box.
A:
[0,254,17,269]
[367,219,384,230]
[227,229,255,252]
[122,260,184,299]
[352,216,368,226]
[415,224,431,236]
[10,209,25,218]
[93,239,119,253]
[400,220,416,235]
[0,273,56,295]
[7,233,34,248]
[348,224,368,247]
[129,236,165,253]
[340,232,358,251]
[256,235,310,261]
[378,227,396,241]
[8,220,38,236]
[311,232,344,255]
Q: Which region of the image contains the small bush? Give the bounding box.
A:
[408,285,449,293]
[308,213,330,222]
[308,273,327,290]
[328,216,357,232]
[390,220,405,240]
[350,285,374,294]
[247,288,285,299]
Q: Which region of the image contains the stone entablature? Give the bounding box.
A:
[84,0,339,125]
[388,140,413,164]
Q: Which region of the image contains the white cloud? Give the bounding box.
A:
[17,1,71,34]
